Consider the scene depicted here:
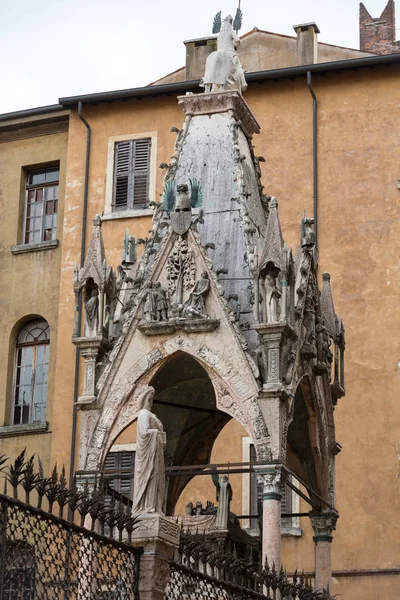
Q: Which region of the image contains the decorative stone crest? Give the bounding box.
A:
[170,184,192,235]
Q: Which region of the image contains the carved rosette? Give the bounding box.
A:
[310,511,338,543]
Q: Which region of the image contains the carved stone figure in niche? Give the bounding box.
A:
[316,317,329,368]
[302,293,317,357]
[132,387,166,515]
[84,288,99,337]
[301,212,316,247]
[264,267,281,323]
[142,283,157,322]
[201,15,247,95]
[182,271,210,319]
[316,317,333,376]
[154,282,169,322]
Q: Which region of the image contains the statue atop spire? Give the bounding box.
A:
[201,13,247,95]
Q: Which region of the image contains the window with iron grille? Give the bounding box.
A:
[103,451,135,500]
[23,165,59,244]
[113,139,151,211]
[12,319,50,426]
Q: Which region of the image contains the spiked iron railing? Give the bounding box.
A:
[0,451,142,599]
[164,531,336,600]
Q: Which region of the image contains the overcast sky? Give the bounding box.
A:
[0,0,395,114]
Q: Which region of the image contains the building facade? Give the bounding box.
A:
[1,3,400,598]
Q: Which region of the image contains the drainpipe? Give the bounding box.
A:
[307,71,318,248]
[69,101,91,488]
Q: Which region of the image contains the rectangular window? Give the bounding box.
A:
[103,451,135,500]
[113,139,151,211]
[24,165,59,244]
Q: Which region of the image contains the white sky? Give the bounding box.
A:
[0,0,395,114]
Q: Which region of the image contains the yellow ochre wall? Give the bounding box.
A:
[0,125,68,473]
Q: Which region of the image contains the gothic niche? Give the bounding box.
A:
[261,262,282,324]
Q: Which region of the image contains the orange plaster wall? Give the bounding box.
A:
[245,67,400,593]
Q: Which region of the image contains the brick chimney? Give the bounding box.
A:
[360,1,398,54]
[293,23,320,65]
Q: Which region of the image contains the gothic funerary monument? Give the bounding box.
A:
[73,14,345,593]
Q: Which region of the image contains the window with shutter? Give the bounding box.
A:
[103,451,135,500]
[112,139,151,211]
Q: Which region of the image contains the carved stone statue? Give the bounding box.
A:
[182,271,210,318]
[213,474,233,530]
[201,15,247,94]
[132,387,166,515]
[142,283,157,322]
[264,271,281,323]
[154,282,169,322]
[302,293,317,357]
[122,229,137,266]
[301,212,316,247]
[84,288,99,337]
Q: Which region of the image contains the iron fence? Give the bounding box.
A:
[164,532,335,600]
[0,451,142,599]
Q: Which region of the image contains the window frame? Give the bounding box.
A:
[112,138,151,212]
[22,164,60,245]
[11,319,50,427]
[104,132,158,217]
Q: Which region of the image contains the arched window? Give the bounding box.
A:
[12,318,50,425]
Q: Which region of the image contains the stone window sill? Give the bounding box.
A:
[0,421,49,438]
[11,239,59,254]
[282,526,303,538]
[102,209,153,221]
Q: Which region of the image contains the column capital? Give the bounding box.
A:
[256,464,285,501]
[309,510,338,543]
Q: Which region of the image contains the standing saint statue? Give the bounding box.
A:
[84,288,99,337]
[142,283,157,322]
[264,272,281,323]
[132,387,166,515]
[201,15,247,94]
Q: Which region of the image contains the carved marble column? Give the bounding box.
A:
[256,465,284,571]
[131,514,180,600]
[310,511,338,592]
[72,337,105,404]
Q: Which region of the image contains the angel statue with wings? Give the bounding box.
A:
[201,10,247,95]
